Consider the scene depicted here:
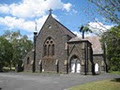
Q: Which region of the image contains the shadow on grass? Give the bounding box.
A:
[111,78,120,82]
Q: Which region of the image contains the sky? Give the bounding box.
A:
[0,0,114,40]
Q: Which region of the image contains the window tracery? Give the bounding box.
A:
[43,37,55,56]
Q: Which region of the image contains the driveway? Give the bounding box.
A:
[0,72,120,90]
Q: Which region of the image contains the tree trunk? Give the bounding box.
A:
[0,63,3,72]
[82,31,85,39]
[9,62,12,71]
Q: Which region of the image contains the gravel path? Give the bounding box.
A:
[0,72,120,90]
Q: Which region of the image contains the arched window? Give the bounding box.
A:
[95,63,99,72]
[48,45,50,56]
[70,55,81,73]
[27,57,30,64]
[52,44,55,55]
[43,37,55,57]
[44,45,47,56]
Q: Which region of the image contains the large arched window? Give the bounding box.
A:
[48,45,50,56]
[44,45,47,56]
[43,37,55,56]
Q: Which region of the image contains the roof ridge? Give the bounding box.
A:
[53,17,76,37]
[36,14,52,39]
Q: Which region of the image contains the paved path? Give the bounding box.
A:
[0,72,120,90]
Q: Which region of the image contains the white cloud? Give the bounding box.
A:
[0,16,34,32]
[88,21,114,35]
[72,21,114,37]
[0,14,58,33]
[72,21,114,38]
[0,0,72,18]
[35,15,48,31]
[0,0,72,34]
[27,33,34,40]
[63,3,72,12]
[0,4,9,13]
[73,31,81,37]
[72,9,77,14]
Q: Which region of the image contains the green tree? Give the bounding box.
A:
[3,30,33,68]
[101,25,120,71]
[89,0,120,24]
[79,25,92,39]
[0,36,13,71]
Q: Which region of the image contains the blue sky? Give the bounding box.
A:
[0,0,113,39]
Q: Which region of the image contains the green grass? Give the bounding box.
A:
[109,71,120,75]
[3,67,15,72]
[69,78,120,90]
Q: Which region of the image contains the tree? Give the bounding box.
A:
[101,25,120,71]
[2,30,33,69]
[79,25,92,39]
[0,36,13,71]
[89,0,120,24]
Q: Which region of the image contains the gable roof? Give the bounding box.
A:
[68,37,91,44]
[68,36,103,54]
[38,14,76,38]
[85,36,103,54]
[53,17,76,38]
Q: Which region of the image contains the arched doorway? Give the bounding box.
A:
[95,63,99,73]
[70,56,81,73]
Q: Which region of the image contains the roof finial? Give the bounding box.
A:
[49,8,52,15]
[34,21,37,32]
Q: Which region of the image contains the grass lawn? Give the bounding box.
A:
[3,67,15,72]
[109,71,120,75]
[69,78,120,90]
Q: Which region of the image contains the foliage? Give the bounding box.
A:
[101,25,120,71]
[109,71,120,75]
[69,79,120,90]
[89,0,120,24]
[0,30,33,70]
[0,36,13,71]
[79,25,92,39]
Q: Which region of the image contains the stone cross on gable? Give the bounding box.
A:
[49,8,52,15]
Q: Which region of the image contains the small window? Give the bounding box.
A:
[39,60,42,65]
[48,25,52,29]
[55,59,59,65]
[64,60,68,66]
[31,60,33,65]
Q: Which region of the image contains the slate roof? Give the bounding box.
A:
[85,36,103,54]
[69,37,81,42]
[69,36,103,54]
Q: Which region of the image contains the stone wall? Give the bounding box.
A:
[23,50,33,72]
[35,15,72,73]
[93,54,106,74]
[67,40,94,75]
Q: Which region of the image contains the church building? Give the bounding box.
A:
[23,10,107,75]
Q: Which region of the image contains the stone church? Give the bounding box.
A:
[23,11,107,75]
